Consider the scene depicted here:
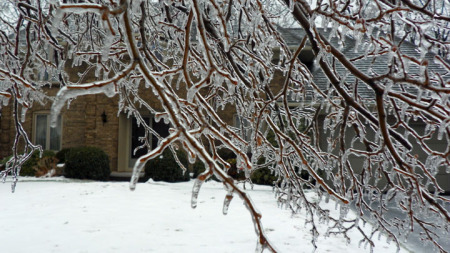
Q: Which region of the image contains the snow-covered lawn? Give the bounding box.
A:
[0,178,407,253]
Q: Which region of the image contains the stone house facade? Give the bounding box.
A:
[0,88,122,171]
[0,81,262,174]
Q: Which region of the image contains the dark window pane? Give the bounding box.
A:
[151,118,170,149]
[50,116,61,150]
[35,115,47,148]
[131,117,150,158]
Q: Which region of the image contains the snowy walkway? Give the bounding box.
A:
[1,178,410,253]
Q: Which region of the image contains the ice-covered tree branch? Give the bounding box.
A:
[1,0,449,252]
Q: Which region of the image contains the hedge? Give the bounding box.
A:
[145,149,190,182]
[64,146,110,181]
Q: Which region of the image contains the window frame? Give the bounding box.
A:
[32,112,63,151]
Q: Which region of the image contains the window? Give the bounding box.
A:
[130,116,150,159]
[129,116,170,167]
[34,113,62,151]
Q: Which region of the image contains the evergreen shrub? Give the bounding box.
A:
[251,167,278,186]
[55,148,71,164]
[192,159,206,179]
[144,149,190,182]
[64,147,110,181]
[191,159,220,181]
[0,155,11,171]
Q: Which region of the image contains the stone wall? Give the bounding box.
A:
[0,89,120,172]
[0,69,284,172]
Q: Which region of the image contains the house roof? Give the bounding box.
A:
[276,27,449,102]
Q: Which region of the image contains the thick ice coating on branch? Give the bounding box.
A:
[1,0,449,252]
[50,84,116,127]
[130,131,180,191]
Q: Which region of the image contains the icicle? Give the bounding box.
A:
[187,87,197,103]
[223,189,234,215]
[437,120,446,140]
[154,113,166,123]
[129,155,148,191]
[255,241,265,253]
[21,107,28,123]
[11,177,18,193]
[191,178,204,208]
[188,154,196,164]
[52,9,63,35]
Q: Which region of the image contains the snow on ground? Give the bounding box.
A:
[0,178,408,253]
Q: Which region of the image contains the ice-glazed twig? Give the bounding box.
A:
[130,130,180,191]
[50,62,137,127]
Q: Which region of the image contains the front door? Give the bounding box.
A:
[126,115,170,169]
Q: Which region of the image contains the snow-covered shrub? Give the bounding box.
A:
[64,147,110,181]
[0,150,57,177]
[21,150,56,177]
[144,149,190,183]
[34,156,60,177]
